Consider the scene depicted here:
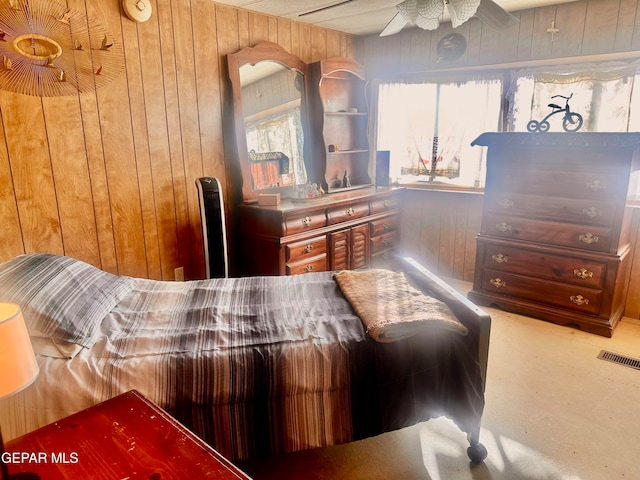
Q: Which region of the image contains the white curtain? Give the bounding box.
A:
[376,75,503,187]
[507,61,640,132]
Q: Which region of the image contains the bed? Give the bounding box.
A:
[0,253,490,463]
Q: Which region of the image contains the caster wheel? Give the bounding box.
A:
[467,443,488,463]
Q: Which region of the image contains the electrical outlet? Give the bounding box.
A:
[174,267,184,282]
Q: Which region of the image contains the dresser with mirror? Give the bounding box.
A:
[227,42,399,276]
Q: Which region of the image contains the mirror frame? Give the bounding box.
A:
[227,42,309,203]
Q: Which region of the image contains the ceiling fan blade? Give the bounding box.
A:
[474,0,519,30]
[379,12,409,37]
[299,0,356,17]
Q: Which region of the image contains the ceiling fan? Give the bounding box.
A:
[299,0,519,37]
[380,0,519,36]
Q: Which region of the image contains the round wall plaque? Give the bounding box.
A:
[436,33,467,61]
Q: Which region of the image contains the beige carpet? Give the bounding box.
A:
[236,281,640,480]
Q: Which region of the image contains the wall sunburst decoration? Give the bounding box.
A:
[0,0,125,97]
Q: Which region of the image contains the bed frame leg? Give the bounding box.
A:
[466,430,488,463]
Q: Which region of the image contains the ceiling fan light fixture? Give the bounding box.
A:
[397,0,444,30]
[446,0,480,28]
[417,0,444,18]
[414,15,441,30]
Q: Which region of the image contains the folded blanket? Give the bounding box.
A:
[333,269,468,342]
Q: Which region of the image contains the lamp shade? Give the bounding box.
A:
[0,303,39,399]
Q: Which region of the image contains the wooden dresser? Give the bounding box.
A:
[235,187,401,276]
[467,132,640,337]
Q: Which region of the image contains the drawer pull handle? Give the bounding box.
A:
[383,222,390,230]
[346,207,356,216]
[383,200,390,208]
[305,264,314,272]
[496,222,512,233]
[579,233,599,244]
[573,268,593,279]
[303,244,314,253]
[492,253,508,264]
[582,207,602,218]
[382,239,391,246]
[498,198,514,209]
[490,278,506,288]
[570,294,589,306]
[586,180,606,191]
[302,216,312,227]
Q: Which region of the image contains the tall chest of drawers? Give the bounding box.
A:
[468,132,640,337]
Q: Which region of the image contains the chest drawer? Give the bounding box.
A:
[484,193,616,227]
[284,211,326,235]
[370,215,398,237]
[484,214,613,252]
[327,202,369,225]
[286,254,328,275]
[285,235,327,262]
[479,269,602,315]
[490,169,623,201]
[480,242,606,289]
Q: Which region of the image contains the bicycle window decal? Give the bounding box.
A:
[527,93,584,133]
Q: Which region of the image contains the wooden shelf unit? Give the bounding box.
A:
[308,57,372,193]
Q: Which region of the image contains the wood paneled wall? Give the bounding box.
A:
[355,0,640,75]
[0,0,353,280]
[400,189,483,282]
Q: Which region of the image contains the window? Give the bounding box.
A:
[508,61,640,132]
[508,61,640,200]
[374,75,504,188]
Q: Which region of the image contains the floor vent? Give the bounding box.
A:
[597,350,640,370]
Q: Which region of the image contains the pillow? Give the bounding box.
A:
[0,254,134,348]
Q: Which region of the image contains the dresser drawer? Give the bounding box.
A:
[286,254,328,275]
[327,202,369,225]
[284,211,326,235]
[370,215,398,237]
[285,235,327,262]
[370,230,397,254]
[479,269,602,315]
[370,195,399,214]
[490,169,623,201]
[484,214,613,252]
[484,193,616,227]
[481,242,606,289]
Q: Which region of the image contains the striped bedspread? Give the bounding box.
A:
[0,254,484,461]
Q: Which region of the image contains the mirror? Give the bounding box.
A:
[227,42,309,203]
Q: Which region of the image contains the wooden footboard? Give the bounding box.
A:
[400,256,491,462]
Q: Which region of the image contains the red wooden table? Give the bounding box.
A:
[3,390,252,479]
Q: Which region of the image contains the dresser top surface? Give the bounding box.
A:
[472,132,640,148]
[238,186,401,213]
